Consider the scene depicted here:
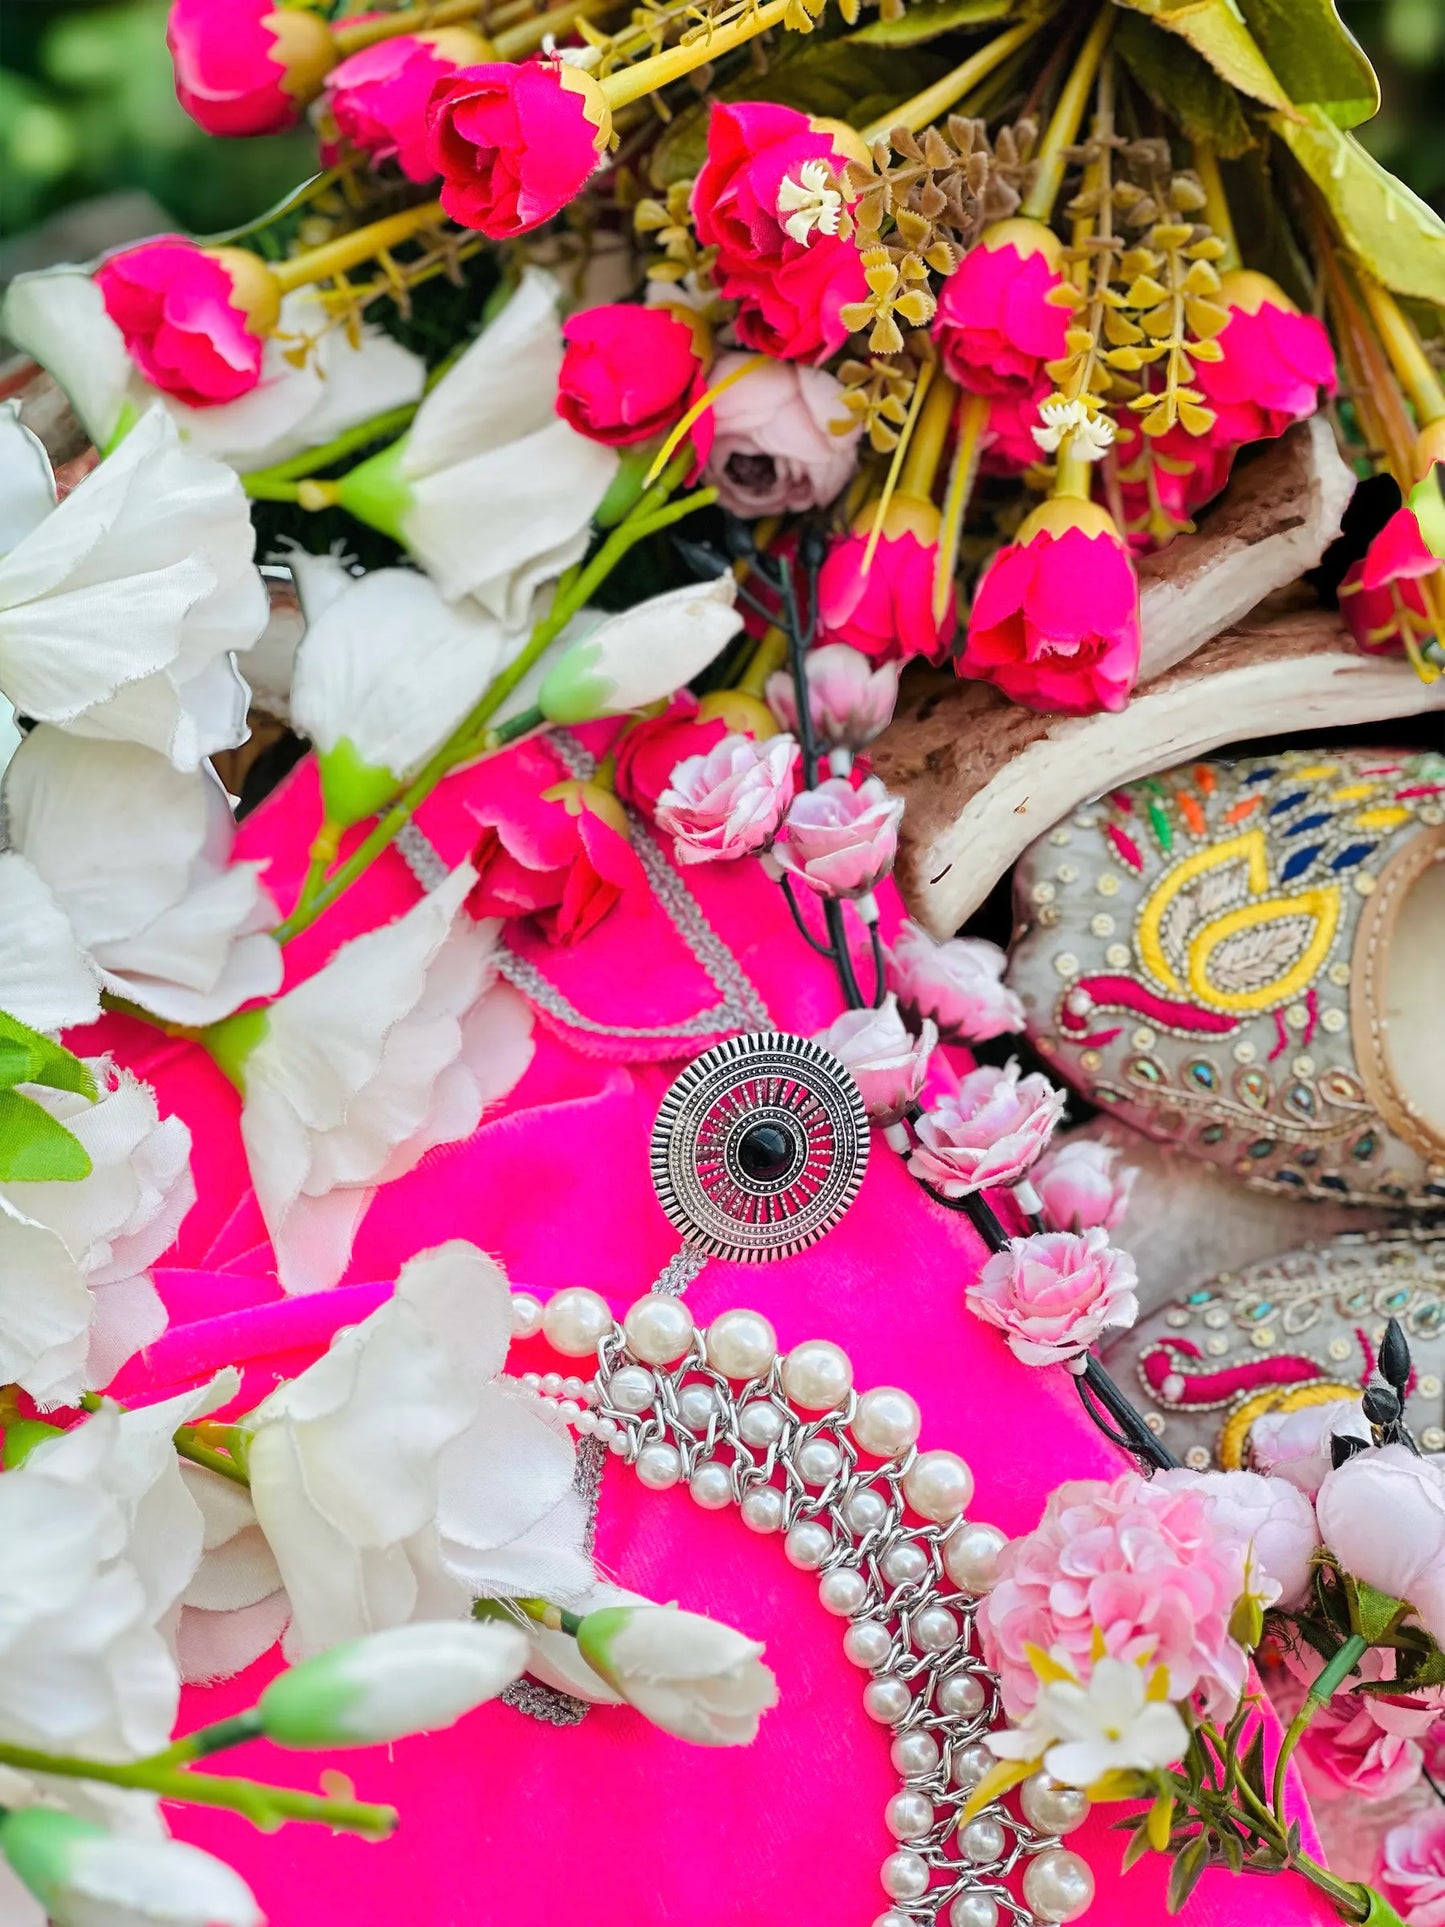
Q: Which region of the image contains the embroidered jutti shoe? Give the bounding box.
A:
[1007,747,1445,1210]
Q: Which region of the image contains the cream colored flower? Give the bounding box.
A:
[777,160,844,245]
[986,1649,1187,1789]
[574,1603,779,1746]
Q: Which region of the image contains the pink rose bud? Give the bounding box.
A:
[1112,413,1237,550]
[655,733,798,866]
[765,645,899,751]
[1194,269,1336,445]
[612,693,731,817]
[980,387,1051,476]
[428,58,610,240]
[960,497,1141,715]
[908,1060,1066,1197]
[1316,1444,1445,1648]
[1376,1809,1445,1927]
[1032,1139,1137,1233]
[558,303,711,452]
[1247,1397,1370,1501]
[704,352,862,517]
[1154,1467,1320,1610]
[691,101,869,363]
[932,219,1070,398]
[774,774,902,901]
[886,919,1023,1044]
[167,0,336,136]
[322,29,490,182]
[94,238,280,407]
[1340,506,1439,659]
[817,498,956,663]
[968,1224,1139,1368]
[813,994,937,1127]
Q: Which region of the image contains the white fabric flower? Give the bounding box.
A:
[776,160,844,245]
[0,268,424,474]
[0,1807,259,1927]
[174,1464,288,1687]
[987,1651,1187,1788]
[1032,397,1115,462]
[0,726,282,1027]
[574,1603,779,1746]
[0,1777,169,1927]
[537,575,743,723]
[0,1060,192,1407]
[223,863,534,1293]
[256,1621,529,1746]
[0,406,265,771]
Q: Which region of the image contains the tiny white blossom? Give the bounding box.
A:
[776,160,844,245]
[987,1651,1187,1788]
[1031,397,1116,462]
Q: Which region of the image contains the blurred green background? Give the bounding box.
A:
[0,0,1441,255]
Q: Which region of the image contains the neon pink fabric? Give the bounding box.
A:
[77,736,1336,1927]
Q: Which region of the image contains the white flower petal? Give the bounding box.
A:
[0,853,100,1031]
[0,267,135,450]
[0,403,59,551]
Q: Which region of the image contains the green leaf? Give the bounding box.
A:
[0,1089,92,1182]
[1236,1724,1267,1801]
[1236,0,1378,127]
[1120,1823,1154,1873]
[0,1011,96,1101]
[1114,13,1256,156]
[1271,108,1445,307]
[1345,1575,1411,1644]
[852,0,1012,47]
[1110,0,1291,111]
[1166,1836,1210,1914]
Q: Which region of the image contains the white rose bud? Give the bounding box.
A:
[0,1809,260,1927]
[575,1603,779,1746]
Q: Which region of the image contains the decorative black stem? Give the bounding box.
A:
[867,920,887,1008]
[780,874,838,958]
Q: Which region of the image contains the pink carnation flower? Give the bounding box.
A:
[887,920,1023,1044]
[612,693,730,817]
[977,1470,1254,1723]
[1340,507,1439,659]
[814,994,936,1127]
[1317,1445,1445,1646]
[167,0,334,137]
[817,499,956,663]
[1248,1396,1369,1501]
[94,238,275,407]
[908,1060,1065,1197]
[704,352,861,517]
[558,303,709,452]
[1033,1138,1136,1233]
[766,645,899,752]
[428,58,607,239]
[323,30,485,182]
[1155,1467,1319,1608]
[1194,270,1336,445]
[932,219,1069,398]
[968,1225,1139,1367]
[655,733,797,866]
[1377,1809,1445,1927]
[774,774,902,900]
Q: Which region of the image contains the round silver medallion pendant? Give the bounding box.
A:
[650,1031,870,1262]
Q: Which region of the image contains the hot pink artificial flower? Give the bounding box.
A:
[1316,1445,1445,1646]
[427,58,608,239]
[167,0,334,136]
[1155,1467,1320,1609]
[1340,507,1440,658]
[1282,1645,1445,1806]
[1247,1397,1369,1500]
[1112,412,1236,549]
[960,499,1141,715]
[94,239,276,407]
[887,920,1023,1044]
[654,732,798,866]
[774,774,903,900]
[704,351,861,517]
[980,387,1049,475]
[968,1225,1139,1368]
[557,303,710,452]
[691,101,868,363]
[1193,270,1336,445]
[1032,1138,1136,1233]
[817,499,956,663]
[765,644,900,752]
[1377,1809,1445,1926]
[908,1060,1066,1197]
[978,1469,1255,1723]
[814,993,937,1127]
[465,737,645,945]
[612,693,730,816]
[933,219,1070,398]
[323,30,486,182]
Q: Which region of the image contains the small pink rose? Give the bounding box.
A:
[887,919,1023,1044]
[655,732,798,866]
[817,498,955,663]
[1194,271,1336,444]
[167,0,333,137]
[428,58,607,240]
[908,1060,1065,1197]
[814,994,936,1127]
[1377,1807,1445,1925]
[1316,1445,1445,1645]
[1248,1397,1370,1501]
[1032,1138,1136,1233]
[968,1225,1138,1368]
[766,645,899,752]
[1340,508,1438,659]
[1282,1644,1445,1806]
[1155,1467,1319,1609]
[704,353,861,517]
[932,220,1069,398]
[774,774,902,901]
[612,694,730,817]
[323,30,486,183]
[94,238,276,408]
[558,303,710,452]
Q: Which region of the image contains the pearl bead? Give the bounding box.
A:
[556,1398,581,1422]
[950,1740,994,1789]
[863,1677,912,1725]
[938,1672,987,1720]
[562,1375,586,1399]
[542,1372,564,1397]
[874,1914,913,1927]
[705,1307,777,1380]
[1021,1774,1090,1837]
[818,1565,868,1616]
[609,1365,656,1415]
[785,1520,834,1569]
[1022,1849,1094,1923]
[635,1441,682,1490]
[520,1371,540,1390]
[880,1540,930,1587]
[688,1462,733,1509]
[853,1385,922,1458]
[739,1485,785,1534]
[623,1293,694,1366]
[943,1521,1008,1594]
[676,1383,717,1433]
[510,1291,543,1338]
[890,1729,940,1778]
[594,1416,618,1442]
[541,1287,611,1357]
[738,1400,785,1447]
[797,1438,842,1487]
[959,1816,1005,1865]
[949,1894,1000,1927]
[913,1604,960,1653]
[607,1432,629,1456]
[879,1850,929,1902]
[903,1449,974,1523]
[574,1409,597,1434]
[781,1338,853,1411]
[843,1620,892,1668]
[885,1789,934,1841]
[844,1487,889,1534]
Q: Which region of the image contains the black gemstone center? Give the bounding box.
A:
[736,1121,796,1183]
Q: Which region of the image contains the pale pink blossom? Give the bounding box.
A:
[1281,1644,1445,1806]
[813,994,936,1127]
[887,920,1023,1044]
[774,775,902,900]
[1377,1808,1445,1925]
[766,645,899,751]
[1248,1397,1370,1500]
[703,352,861,518]
[1155,1468,1319,1609]
[968,1226,1138,1368]
[1316,1446,1445,1644]
[655,732,797,866]
[908,1060,1065,1197]
[1033,1138,1137,1233]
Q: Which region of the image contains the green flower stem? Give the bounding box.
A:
[1272,1632,1369,1821]
[146,1713,265,1770]
[0,1741,395,1838]
[76,1391,250,1489]
[239,404,422,495]
[1021,3,1112,222]
[510,1597,584,1638]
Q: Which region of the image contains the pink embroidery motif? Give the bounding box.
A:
[1141,1337,1325,1406]
[1058,974,1238,1038]
[1106,823,1143,872]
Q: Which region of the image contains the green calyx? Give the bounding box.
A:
[1409,468,1445,563]
[201,1005,272,1096]
[257,1645,365,1750]
[1,1419,64,1469]
[333,436,416,545]
[319,737,401,830]
[573,1605,630,1686]
[0,1806,100,1904]
[537,641,613,726]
